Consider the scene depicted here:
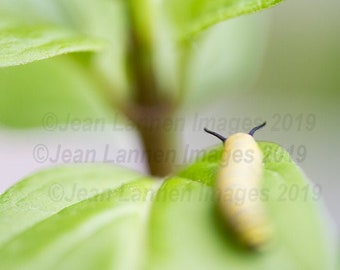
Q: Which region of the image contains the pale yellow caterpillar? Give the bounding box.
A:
[204,122,271,250]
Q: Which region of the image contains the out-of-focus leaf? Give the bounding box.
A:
[0,56,116,128]
[0,142,335,270]
[56,0,130,102]
[0,1,129,101]
[0,165,148,247]
[183,14,269,106]
[151,0,273,105]
[0,21,105,67]
[161,0,284,40]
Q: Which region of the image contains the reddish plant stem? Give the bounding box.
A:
[125,1,176,176]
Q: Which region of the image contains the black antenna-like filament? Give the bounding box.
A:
[203,128,226,143]
[248,122,266,136]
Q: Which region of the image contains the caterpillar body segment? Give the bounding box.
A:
[204,122,271,249]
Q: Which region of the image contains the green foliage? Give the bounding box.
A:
[0,0,284,124]
[0,56,115,128]
[0,143,335,270]
[162,0,284,40]
[0,165,146,246]
[0,20,105,67]
[2,2,333,268]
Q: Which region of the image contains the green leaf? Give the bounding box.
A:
[0,0,130,103]
[0,22,105,67]
[162,0,284,40]
[151,0,276,105]
[0,143,336,270]
[183,14,269,106]
[54,0,131,102]
[0,165,149,247]
[0,56,116,128]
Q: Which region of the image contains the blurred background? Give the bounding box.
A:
[0,0,339,236]
[182,0,340,231]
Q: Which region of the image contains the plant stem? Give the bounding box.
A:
[125,0,176,176]
[127,103,175,176]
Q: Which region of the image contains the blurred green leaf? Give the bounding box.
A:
[183,14,268,106]
[152,0,275,105]
[0,165,155,270]
[0,165,146,247]
[0,56,117,128]
[55,0,130,102]
[0,22,105,67]
[162,0,284,40]
[0,143,335,270]
[0,1,129,101]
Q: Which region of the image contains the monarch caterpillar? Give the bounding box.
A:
[204,122,271,249]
